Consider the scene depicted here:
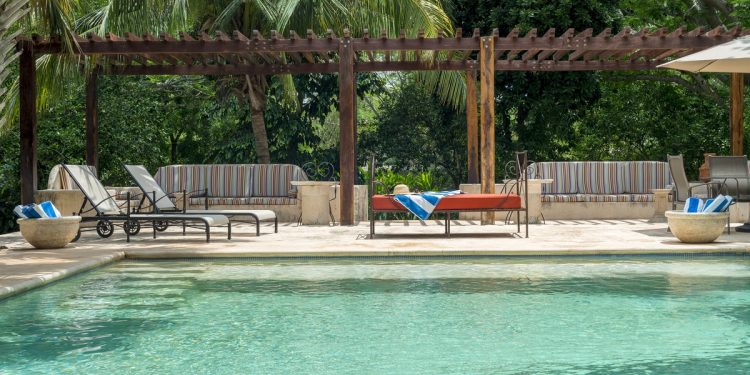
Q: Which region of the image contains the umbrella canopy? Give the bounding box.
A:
[658,36,750,73]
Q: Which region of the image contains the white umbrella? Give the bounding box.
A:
[658,36,750,73]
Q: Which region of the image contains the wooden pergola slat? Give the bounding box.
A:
[16,26,750,223]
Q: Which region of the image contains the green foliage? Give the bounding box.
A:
[570,73,732,179]
[360,75,466,186]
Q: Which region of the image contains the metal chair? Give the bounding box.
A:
[708,155,750,201]
[667,154,713,210]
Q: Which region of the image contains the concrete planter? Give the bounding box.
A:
[665,211,729,243]
[17,216,82,249]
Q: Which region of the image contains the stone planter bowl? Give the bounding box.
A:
[17,216,82,249]
[665,211,729,243]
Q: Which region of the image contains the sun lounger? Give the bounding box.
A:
[368,153,529,238]
[62,164,231,242]
[124,165,277,236]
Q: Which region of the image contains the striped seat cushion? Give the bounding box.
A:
[189,197,252,206]
[541,194,655,203]
[189,197,298,206]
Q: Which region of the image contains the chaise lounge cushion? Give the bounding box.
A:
[372,193,522,211]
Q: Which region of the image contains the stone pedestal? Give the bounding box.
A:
[649,188,671,223]
[458,179,551,224]
[292,181,334,225]
[34,190,87,217]
[292,182,368,225]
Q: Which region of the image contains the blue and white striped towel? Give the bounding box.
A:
[684,197,704,213]
[393,190,462,220]
[703,195,733,213]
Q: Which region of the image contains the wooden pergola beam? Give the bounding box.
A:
[479,37,495,225]
[18,39,36,204]
[95,60,663,76]
[338,34,355,225]
[31,30,747,56]
[85,74,98,169]
[466,70,479,183]
[731,73,744,156]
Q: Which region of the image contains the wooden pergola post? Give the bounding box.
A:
[338,32,355,225]
[18,39,37,204]
[479,37,495,224]
[466,70,479,183]
[85,74,98,169]
[731,73,744,156]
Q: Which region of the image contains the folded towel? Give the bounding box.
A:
[14,202,62,219]
[393,190,462,220]
[39,201,61,218]
[703,195,733,213]
[13,205,28,219]
[684,197,703,213]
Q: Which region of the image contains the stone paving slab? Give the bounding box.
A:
[1,220,749,300]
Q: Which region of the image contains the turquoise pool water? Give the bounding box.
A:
[1,257,750,374]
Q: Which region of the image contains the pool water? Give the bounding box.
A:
[1,257,750,374]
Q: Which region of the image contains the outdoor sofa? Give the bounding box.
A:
[152,164,308,222]
[528,161,672,220]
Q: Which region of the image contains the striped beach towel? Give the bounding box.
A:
[393,190,461,220]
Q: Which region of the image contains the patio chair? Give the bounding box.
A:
[124,164,277,236]
[62,164,231,243]
[667,154,714,210]
[708,156,750,201]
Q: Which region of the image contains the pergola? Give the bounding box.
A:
[17,26,750,225]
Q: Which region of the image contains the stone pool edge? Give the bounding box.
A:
[2,246,749,301]
[0,251,125,301]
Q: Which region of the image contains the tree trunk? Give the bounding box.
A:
[170,136,178,164]
[245,74,271,164]
[249,105,270,163]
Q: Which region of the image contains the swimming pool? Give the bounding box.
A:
[1,257,749,374]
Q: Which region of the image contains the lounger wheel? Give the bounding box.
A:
[96,220,115,238]
[154,221,169,232]
[124,220,141,235]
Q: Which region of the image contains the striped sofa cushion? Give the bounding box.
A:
[252,164,308,197]
[621,161,672,194]
[154,165,208,195]
[578,161,625,194]
[205,165,252,197]
[528,162,579,194]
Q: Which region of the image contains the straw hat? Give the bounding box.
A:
[392,184,410,195]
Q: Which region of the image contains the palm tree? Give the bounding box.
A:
[0,0,28,129]
[188,0,456,163]
[2,0,461,163]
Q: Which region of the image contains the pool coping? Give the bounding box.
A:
[0,251,125,301]
[2,246,749,301]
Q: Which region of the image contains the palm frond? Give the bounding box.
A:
[0,0,30,130]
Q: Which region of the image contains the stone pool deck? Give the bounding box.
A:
[2,219,750,299]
